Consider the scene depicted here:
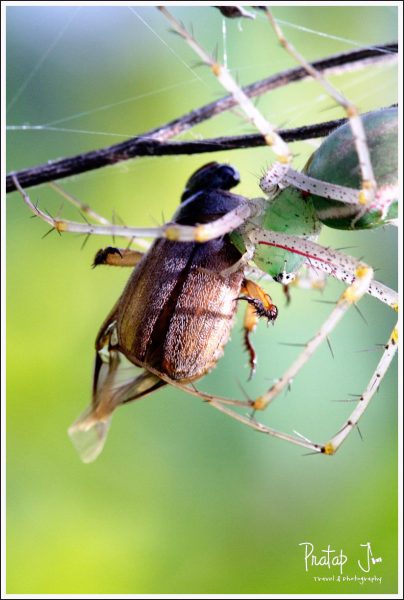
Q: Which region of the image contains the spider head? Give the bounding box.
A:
[273,272,296,285]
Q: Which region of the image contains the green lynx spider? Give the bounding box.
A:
[13,7,398,457]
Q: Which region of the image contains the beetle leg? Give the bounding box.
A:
[282,284,291,305]
[238,279,279,322]
[242,302,258,379]
[236,279,278,379]
[93,247,144,268]
[68,315,166,463]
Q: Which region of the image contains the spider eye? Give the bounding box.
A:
[274,272,296,284]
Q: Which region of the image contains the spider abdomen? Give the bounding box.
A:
[306,107,398,229]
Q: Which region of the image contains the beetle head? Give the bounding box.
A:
[181,162,240,202]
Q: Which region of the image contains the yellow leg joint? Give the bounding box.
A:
[322,442,336,455]
[341,287,359,304]
[355,264,371,278]
[253,396,267,411]
[211,63,221,77]
[358,190,369,206]
[165,226,181,241]
[194,225,210,243]
[363,179,375,190]
[347,105,358,118]
[54,221,67,232]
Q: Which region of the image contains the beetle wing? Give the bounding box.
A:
[116,239,197,365]
[69,359,166,463]
[68,311,166,463]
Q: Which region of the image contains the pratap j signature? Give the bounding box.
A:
[299,542,382,574]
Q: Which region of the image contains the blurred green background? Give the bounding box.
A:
[6,5,398,594]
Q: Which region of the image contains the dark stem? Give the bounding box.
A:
[6,43,397,194]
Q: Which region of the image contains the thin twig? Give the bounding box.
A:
[6,43,397,193]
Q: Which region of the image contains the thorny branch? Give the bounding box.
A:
[6,43,397,194]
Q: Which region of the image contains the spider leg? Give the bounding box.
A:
[146,370,321,451]
[207,400,322,453]
[159,7,293,185]
[48,181,151,250]
[290,265,327,293]
[159,7,379,212]
[248,229,398,309]
[264,8,376,207]
[164,338,398,455]
[13,175,258,244]
[260,166,365,206]
[48,182,115,226]
[246,229,397,408]
[260,162,398,223]
[322,327,398,454]
[141,367,254,410]
[208,323,397,455]
[180,325,398,456]
[252,263,374,412]
[158,232,397,453]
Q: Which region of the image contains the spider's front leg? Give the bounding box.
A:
[159,8,396,230]
[12,174,261,244]
[264,7,377,207]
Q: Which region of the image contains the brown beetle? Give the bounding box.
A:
[68,163,278,462]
